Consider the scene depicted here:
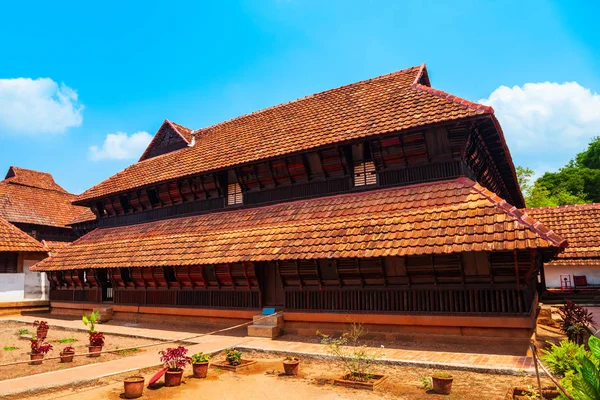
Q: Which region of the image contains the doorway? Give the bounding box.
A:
[261,262,284,308]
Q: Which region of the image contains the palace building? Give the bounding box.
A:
[31,64,567,348]
[0,166,93,304]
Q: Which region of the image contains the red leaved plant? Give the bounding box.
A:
[31,338,53,355]
[159,346,191,372]
[33,320,49,330]
[89,332,105,347]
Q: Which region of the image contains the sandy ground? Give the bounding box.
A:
[13,351,552,400]
[0,321,165,381]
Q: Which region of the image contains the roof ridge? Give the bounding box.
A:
[458,177,567,247]
[194,66,422,135]
[4,180,72,195]
[524,203,600,212]
[411,83,494,114]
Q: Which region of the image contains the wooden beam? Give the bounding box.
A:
[333,259,342,287]
[513,249,520,289]
[267,160,279,187]
[242,262,252,290]
[431,254,438,287]
[316,151,328,178]
[525,249,537,281]
[283,158,294,183]
[251,164,264,189]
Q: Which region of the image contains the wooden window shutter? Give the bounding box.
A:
[227,183,243,205]
[353,161,376,187]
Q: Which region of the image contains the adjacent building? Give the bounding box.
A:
[527,204,600,291]
[32,64,567,348]
[0,166,93,303]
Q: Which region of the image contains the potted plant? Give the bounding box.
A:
[191,352,210,378]
[83,311,105,357]
[225,348,242,366]
[88,332,105,357]
[60,345,75,362]
[318,324,387,390]
[29,337,53,365]
[212,348,256,371]
[431,371,453,395]
[159,346,191,387]
[123,376,145,399]
[33,320,49,340]
[283,356,300,376]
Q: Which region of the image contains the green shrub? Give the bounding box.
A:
[192,352,210,363]
[541,339,588,376]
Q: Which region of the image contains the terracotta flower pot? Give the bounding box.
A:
[29,352,44,365]
[36,328,48,340]
[60,351,75,363]
[88,345,102,358]
[164,370,183,387]
[432,376,453,395]
[192,362,209,378]
[123,376,145,399]
[283,359,300,375]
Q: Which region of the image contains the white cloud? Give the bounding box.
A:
[0,78,83,134]
[89,131,153,161]
[479,82,600,171]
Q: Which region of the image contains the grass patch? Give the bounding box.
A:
[115,348,139,356]
[3,346,18,351]
[58,338,78,343]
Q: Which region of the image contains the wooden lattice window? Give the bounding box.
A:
[353,161,377,187]
[0,252,18,273]
[227,183,243,206]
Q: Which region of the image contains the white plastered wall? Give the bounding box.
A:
[545,264,600,288]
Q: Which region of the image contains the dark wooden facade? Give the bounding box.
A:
[81,118,522,229]
[49,250,540,316]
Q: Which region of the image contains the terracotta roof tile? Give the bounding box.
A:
[0,216,47,253]
[526,203,600,267]
[33,178,563,271]
[0,167,95,228]
[74,64,492,203]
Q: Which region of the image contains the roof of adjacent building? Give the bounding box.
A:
[0,166,95,228]
[32,178,564,272]
[526,203,600,267]
[0,215,47,253]
[74,64,516,204]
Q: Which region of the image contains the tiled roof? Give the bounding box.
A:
[4,166,68,193]
[0,167,96,228]
[74,64,495,203]
[0,216,47,253]
[33,178,564,271]
[526,203,600,267]
[41,240,71,254]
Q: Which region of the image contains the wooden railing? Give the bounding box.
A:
[284,286,535,315]
[113,289,260,309]
[50,289,101,303]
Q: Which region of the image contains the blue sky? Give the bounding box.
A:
[0,0,599,194]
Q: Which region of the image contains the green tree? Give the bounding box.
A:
[518,136,600,207]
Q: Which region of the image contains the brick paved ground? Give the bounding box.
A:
[0,314,535,396]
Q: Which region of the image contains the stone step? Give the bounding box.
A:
[0,306,50,316]
[252,314,283,327]
[247,324,282,339]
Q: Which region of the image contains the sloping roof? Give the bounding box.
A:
[0,216,47,253]
[32,178,564,272]
[0,167,95,228]
[138,120,193,161]
[74,64,498,204]
[4,166,68,193]
[526,203,600,266]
